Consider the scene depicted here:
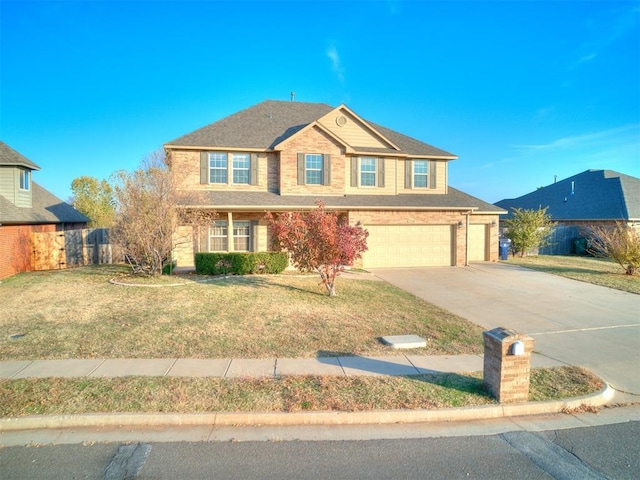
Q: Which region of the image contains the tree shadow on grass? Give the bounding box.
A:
[195,274,328,296]
[317,350,491,398]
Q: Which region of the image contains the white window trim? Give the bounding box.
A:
[413,160,429,189]
[359,157,377,188]
[305,154,323,185]
[209,153,228,184]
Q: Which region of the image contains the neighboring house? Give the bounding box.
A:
[165,100,504,269]
[495,169,640,254]
[0,141,89,279]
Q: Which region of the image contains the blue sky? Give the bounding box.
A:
[1,0,638,204]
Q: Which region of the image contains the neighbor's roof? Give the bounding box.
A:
[495,170,640,221]
[0,181,90,225]
[166,100,455,158]
[0,141,41,170]
[177,187,504,214]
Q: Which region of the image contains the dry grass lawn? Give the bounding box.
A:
[503,255,640,294]
[0,266,484,360]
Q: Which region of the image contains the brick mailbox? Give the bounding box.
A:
[483,327,535,403]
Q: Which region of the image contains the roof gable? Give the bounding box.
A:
[495,170,640,221]
[0,141,41,170]
[165,100,457,158]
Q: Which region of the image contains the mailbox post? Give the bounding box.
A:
[483,327,535,403]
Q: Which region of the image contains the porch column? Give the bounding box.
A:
[227,212,234,252]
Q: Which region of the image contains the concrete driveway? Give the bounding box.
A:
[372,263,640,396]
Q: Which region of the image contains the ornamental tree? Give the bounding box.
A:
[586,222,640,275]
[504,207,556,257]
[266,202,369,296]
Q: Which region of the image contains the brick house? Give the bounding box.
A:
[0,141,89,279]
[495,170,640,254]
[165,100,504,269]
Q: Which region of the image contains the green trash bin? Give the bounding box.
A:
[573,238,588,255]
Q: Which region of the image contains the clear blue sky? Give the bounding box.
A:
[1,0,638,204]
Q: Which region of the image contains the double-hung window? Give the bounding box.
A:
[19,169,30,190]
[360,157,377,187]
[413,160,428,188]
[305,154,323,185]
[232,153,250,184]
[233,221,251,251]
[209,153,228,184]
[209,222,228,251]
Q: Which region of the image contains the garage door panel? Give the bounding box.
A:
[363,225,453,268]
[468,224,487,262]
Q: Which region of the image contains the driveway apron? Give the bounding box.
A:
[372,263,640,395]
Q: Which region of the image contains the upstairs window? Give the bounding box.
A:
[209,153,228,184]
[405,159,436,189]
[19,169,30,191]
[297,153,331,186]
[413,160,428,188]
[305,154,323,185]
[360,157,377,187]
[350,157,384,188]
[232,153,250,184]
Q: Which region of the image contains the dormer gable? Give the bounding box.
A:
[0,141,41,208]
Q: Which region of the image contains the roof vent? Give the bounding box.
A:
[336,115,347,127]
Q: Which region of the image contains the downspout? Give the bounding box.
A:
[465,211,471,267]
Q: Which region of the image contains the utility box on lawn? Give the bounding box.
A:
[483,327,535,403]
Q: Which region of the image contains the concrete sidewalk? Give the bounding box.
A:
[0,353,566,380]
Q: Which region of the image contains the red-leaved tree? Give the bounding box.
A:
[266,202,369,297]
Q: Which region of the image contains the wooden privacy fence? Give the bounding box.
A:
[31,228,114,271]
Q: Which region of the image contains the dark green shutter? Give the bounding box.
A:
[429,161,437,189]
[323,154,331,185]
[200,152,209,184]
[350,158,358,187]
[405,160,412,189]
[297,153,305,185]
[377,158,385,188]
[250,153,258,185]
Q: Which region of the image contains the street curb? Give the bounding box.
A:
[0,383,614,432]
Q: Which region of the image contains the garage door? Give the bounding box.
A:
[468,224,488,262]
[363,225,453,268]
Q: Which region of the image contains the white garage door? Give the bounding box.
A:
[468,224,488,262]
[363,225,453,268]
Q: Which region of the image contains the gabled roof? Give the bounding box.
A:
[0,141,40,170]
[495,170,640,221]
[0,181,89,225]
[177,187,504,214]
[166,100,456,158]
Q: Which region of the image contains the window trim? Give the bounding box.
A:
[297,153,331,186]
[413,160,429,188]
[209,152,228,184]
[359,157,377,187]
[232,153,251,185]
[233,220,251,252]
[209,221,228,252]
[19,169,30,191]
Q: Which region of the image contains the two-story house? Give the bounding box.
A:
[0,141,89,279]
[165,100,504,269]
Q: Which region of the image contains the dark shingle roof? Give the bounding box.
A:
[167,100,334,149]
[166,100,456,158]
[178,187,503,213]
[495,170,640,221]
[0,141,40,170]
[0,182,89,225]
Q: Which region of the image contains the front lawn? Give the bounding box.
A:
[503,255,640,294]
[0,266,484,360]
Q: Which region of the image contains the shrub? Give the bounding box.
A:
[194,252,288,275]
